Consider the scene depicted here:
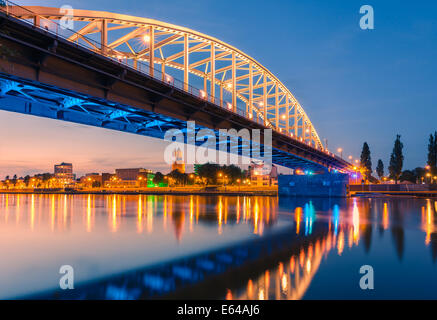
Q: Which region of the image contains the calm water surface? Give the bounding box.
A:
[0,194,436,299]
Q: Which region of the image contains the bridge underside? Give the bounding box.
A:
[0,72,327,171]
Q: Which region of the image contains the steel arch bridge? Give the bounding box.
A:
[0,3,352,172]
[8,5,323,149]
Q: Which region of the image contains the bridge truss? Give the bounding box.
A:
[8,5,324,149]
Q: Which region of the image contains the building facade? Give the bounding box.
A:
[114,168,155,187]
[115,168,151,181]
[54,162,75,185]
[248,163,278,187]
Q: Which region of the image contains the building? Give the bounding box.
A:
[115,168,152,181]
[79,173,102,188]
[248,162,278,187]
[54,162,75,185]
[114,168,155,187]
[171,148,185,174]
[101,173,113,186]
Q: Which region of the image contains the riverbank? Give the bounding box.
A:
[349,183,437,198]
[351,190,437,198]
[0,186,278,196]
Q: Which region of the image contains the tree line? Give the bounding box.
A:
[152,163,246,186]
[358,131,437,184]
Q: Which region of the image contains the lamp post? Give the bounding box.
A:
[218,172,223,187]
[337,148,343,159]
[353,166,358,184]
[425,165,431,184]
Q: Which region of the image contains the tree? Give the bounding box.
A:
[11,174,17,186]
[36,173,52,181]
[360,142,372,180]
[222,164,244,184]
[400,170,416,183]
[91,181,101,188]
[197,163,220,185]
[388,135,404,184]
[413,167,426,183]
[376,159,384,181]
[153,172,165,185]
[168,169,187,186]
[427,131,437,175]
[23,175,31,187]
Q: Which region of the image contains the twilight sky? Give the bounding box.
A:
[1,0,436,177]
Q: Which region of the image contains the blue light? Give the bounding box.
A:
[333,204,340,236]
[304,201,316,235]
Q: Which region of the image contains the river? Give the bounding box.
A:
[0,193,436,299]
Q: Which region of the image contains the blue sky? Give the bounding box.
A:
[1,0,436,177]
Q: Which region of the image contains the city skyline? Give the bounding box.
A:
[0,111,172,177]
[1,0,436,177]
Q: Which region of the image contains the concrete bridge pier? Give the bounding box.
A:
[278,173,349,197]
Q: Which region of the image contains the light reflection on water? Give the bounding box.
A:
[0,194,436,299]
[0,194,280,299]
[223,197,437,300]
[0,194,277,237]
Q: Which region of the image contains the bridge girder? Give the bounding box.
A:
[0,72,330,172]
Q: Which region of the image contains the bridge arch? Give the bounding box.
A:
[10,6,324,149]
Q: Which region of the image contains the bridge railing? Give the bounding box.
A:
[0,0,349,166]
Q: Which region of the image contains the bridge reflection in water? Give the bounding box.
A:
[0,194,436,299]
[222,197,437,301]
